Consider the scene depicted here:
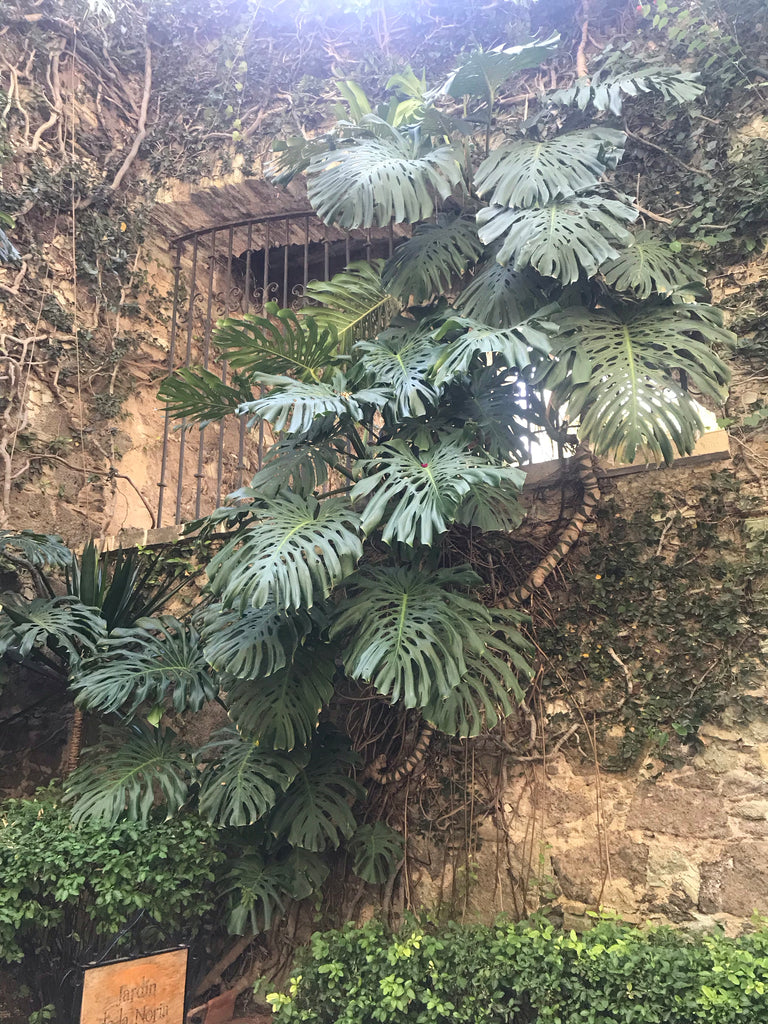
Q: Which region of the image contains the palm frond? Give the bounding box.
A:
[349,823,404,883]
[477,196,637,284]
[0,530,70,567]
[354,324,441,419]
[268,730,364,852]
[351,437,524,546]
[158,367,253,426]
[0,596,106,661]
[306,120,464,229]
[208,494,363,612]
[225,645,336,751]
[543,301,732,463]
[474,129,625,208]
[441,35,560,104]
[66,723,193,825]
[332,564,516,708]
[200,601,311,680]
[454,261,546,327]
[215,304,341,383]
[198,727,304,826]
[550,67,703,115]
[423,609,532,737]
[432,311,555,386]
[381,215,483,303]
[303,261,401,350]
[71,617,216,716]
[601,232,703,298]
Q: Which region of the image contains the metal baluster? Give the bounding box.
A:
[193,231,217,520]
[217,227,234,506]
[157,245,183,529]
[175,235,199,525]
[283,217,290,307]
[237,223,253,491]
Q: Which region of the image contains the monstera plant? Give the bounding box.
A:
[1,35,733,935]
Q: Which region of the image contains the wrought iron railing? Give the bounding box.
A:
[157,210,396,527]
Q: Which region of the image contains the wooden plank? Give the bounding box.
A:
[80,948,188,1024]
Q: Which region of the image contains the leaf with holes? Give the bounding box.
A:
[474,129,625,208]
[207,494,363,612]
[543,301,732,463]
[225,645,336,751]
[200,602,311,680]
[0,596,106,662]
[268,732,364,852]
[303,261,401,350]
[0,530,71,567]
[238,373,375,434]
[432,311,555,386]
[477,196,637,284]
[441,35,560,104]
[71,617,216,716]
[237,430,340,499]
[601,233,703,299]
[331,564,505,708]
[354,324,441,420]
[352,437,522,546]
[65,724,193,825]
[198,727,304,826]
[306,119,463,229]
[381,215,483,303]
[215,304,342,383]
[550,67,703,115]
[423,609,532,737]
[454,261,546,328]
[349,823,404,884]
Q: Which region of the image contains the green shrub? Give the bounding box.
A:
[0,791,224,1018]
[268,916,768,1023]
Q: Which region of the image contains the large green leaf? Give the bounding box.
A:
[239,373,377,434]
[239,432,340,498]
[454,261,545,328]
[332,564,513,708]
[477,196,637,284]
[442,35,560,104]
[71,617,216,716]
[0,530,70,567]
[198,727,304,826]
[550,67,703,115]
[158,367,252,426]
[446,367,542,463]
[423,609,532,737]
[207,494,363,611]
[354,324,441,420]
[454,475,526,533]
[381,215,483,304]
[268,732,364,852]
[303,261,401,350]
[200,601,310,680]
[351,438,523,546]
[349,822,404,884]
[0,596,106,661]
[601,233,703,299]
[226,847,329,934]
[225,646,336,751]
[543,301,732,463]
[214,304,341,383]
[66,724,193,825]
[474,129,625,208]
[432,311,555,386]
[306,119,464,229]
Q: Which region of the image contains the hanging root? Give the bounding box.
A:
[499,444,601,608]
[366,722,435,784]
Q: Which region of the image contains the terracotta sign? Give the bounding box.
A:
[80,948,188,1024]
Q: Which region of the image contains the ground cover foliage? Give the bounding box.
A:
[268,915,768,1023]
[1,0,768,1016]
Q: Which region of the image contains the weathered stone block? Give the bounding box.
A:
[628,784,730,838]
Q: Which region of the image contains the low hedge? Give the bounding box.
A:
[268,915,768,1023]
